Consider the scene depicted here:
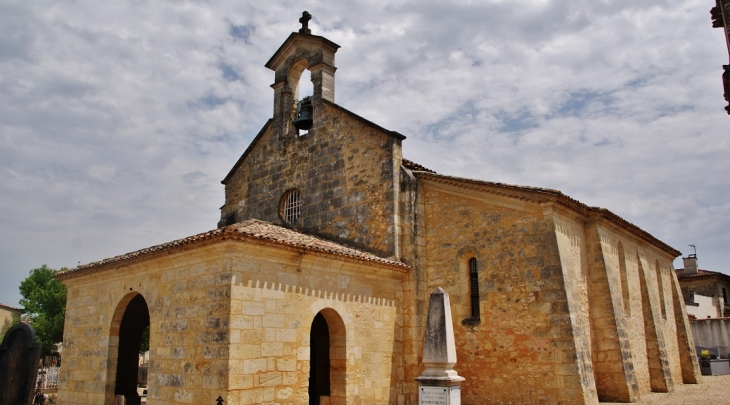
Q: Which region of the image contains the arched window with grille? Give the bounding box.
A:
[280,189,302,224]
[469,258,480,320]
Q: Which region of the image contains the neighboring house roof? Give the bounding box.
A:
[56,219,410,281]
[675,268,730,280]
[409,169,680,257]
[0,303,21,312]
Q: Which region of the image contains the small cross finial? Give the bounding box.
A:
[299,11,312,34]
[216,396,224,405]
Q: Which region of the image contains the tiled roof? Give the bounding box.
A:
[402,159,435,173]
[0,303,21,312]
[411,171,680,257]
[56,219,409,280]
[675,268,728,279]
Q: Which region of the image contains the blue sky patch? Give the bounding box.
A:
[557,91,611,117]
[219,63,241,82]
[229,24,254,43]
[497,108,538,133]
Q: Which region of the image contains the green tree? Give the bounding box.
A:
[19,265,67,355]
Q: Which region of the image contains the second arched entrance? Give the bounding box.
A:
[309,308,346,405]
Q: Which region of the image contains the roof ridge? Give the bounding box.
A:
[56,219,409,279]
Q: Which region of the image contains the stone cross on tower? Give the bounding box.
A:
[299,11,312,34]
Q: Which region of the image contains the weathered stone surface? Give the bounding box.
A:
[417,287,462,382]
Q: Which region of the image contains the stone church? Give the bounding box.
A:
[56,14,701,405]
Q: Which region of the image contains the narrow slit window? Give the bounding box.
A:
[618,242,630,316]
[469,258,480,319]
[656,261,667,320]
[281,189,302,224]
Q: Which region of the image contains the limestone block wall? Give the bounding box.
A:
[59,239,408,405]
[417,180,590,405]
[225,244,407,405]
[58,243,233,405]
[0,305,20,333]
[586,224,697,397]
[552,214,599,405]
[222,104,403,258]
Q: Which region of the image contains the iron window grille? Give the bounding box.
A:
[281,189,302,224]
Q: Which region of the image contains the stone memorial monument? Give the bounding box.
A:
[0,323,43,405]
[416,287,464,405]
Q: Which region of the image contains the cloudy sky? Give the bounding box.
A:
[1,0,728,306]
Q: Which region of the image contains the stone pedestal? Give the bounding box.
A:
[416,287,464,405]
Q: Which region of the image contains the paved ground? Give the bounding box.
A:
[603,375,730,405]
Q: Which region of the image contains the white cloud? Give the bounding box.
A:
[0,0,728,305]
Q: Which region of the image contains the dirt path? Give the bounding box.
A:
[602,375,730,405]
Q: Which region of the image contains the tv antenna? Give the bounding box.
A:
[688,244,697,257]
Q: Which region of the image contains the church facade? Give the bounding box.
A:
[56,15,701,405]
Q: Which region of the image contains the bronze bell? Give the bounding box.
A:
[293,96,313,131]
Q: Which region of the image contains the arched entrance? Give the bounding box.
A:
[309,308,346,405]
[106,293,150,405]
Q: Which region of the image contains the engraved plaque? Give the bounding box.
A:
[420,386,448,405]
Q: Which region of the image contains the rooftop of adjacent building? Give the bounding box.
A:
[675,268,729,279]
[0,303,21,312]
[674,254,730,280]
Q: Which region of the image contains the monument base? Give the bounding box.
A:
[417,384,462,405]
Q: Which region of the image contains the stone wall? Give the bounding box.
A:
[0,305,20,335]
[221,103,403,259]
[58,239,407,405]
[583,222,698,395]
[409,176,700,404]
[553,214,598,405]
[417,179,591,405]
[225,243,406,405]
[58,243,233,405]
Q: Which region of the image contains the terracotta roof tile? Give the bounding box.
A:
[402,159,435,173]
[56,219,409,280]
[675,268,728,279]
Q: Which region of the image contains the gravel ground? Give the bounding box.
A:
[603,375,730,405]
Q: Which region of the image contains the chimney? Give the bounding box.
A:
[683,254,698,275]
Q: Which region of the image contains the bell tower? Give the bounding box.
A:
[265,11,340,140]
[221,12,404,259]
